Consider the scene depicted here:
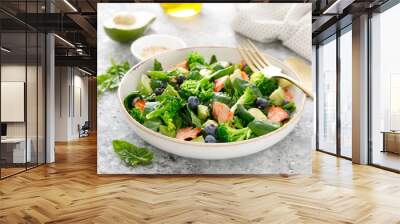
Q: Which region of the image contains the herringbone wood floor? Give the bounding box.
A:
[1,135,400,224]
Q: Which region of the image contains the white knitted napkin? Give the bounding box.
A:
[232,4,312,61]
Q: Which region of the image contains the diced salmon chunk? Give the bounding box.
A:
[134,99,146,112]
[176,127,201,141]
[267,106,289,123]
[213,76,228,92]
[212,102,234,123]
[240,71,249,81]
[175,60,188,70]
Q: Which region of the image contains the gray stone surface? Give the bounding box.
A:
[97,3,313,174]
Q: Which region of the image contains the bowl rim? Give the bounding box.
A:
[118,45,307,147]
[130,34,187,61]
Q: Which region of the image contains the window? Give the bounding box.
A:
[317,36,337,154]
[339,28,352,158]
[370,3,400,171]
[0,1,46,179]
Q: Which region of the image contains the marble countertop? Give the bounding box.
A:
[97,3,313,174]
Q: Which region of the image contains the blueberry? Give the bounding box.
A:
[188,96,199,110]
[255,97,268,109]
[176,76,186,84]
[205,135,217,143]
[204,124,217,136]
[154,87,164,95]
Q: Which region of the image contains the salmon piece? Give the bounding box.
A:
[213,76,229,92]
[267,106,289,123]
[240,71,249,81]
[175,60,188,70]
[176,127,201,141]
[212,102,234,123]
[284,89,293,102]
[134,99,146,113]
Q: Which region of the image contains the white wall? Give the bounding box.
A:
[1,65,40,138]
[54,66,69,141]
[1,63,46,164]
[54,67,89,141]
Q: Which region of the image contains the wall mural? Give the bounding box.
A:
[97,3,314,174]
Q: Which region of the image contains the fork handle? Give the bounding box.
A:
[271,74,314,99]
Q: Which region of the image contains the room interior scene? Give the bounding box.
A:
[0,0,97,179]
[0,0,400,223]
[314,0,400,172]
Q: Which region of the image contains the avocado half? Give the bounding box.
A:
[104,12,156,43]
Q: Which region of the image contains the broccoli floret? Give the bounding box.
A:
[179,80,199,98]
[146,95,185,132]
[283,101,296,113]
[130,108,145,124]
[180,65,235,102]
[216,123,251,142]
[198,82,214,102]
[257,78,279,96]
[187,52,206,69]
[230,85,262,113]
[249,72,278,96]
[232,116,245,129]
[179,79,215,102]
[249,72,265,84]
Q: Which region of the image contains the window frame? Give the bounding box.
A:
[315,24,353,161]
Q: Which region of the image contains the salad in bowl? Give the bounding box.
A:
[122,52,296,144]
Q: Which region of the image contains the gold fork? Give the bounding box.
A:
[238,39,314,99]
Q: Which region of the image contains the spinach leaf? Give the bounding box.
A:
[160,125,176,137]
[147,71,169,80]
[97,60,130,95]
[212,92,235,107]
[209,54,217,65]
[188,70,202,80]
[143,101,159,116]
[153,59,163,71]
[248,120,281,136]
[144,118,162,132]
[232,78,250,97]
[173,113,183,130]
[112,140,153,166]
[123,91,141,111]
[243,65,252,75]
[187,106,202,128]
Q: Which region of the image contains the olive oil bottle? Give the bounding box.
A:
[160,3,202,18]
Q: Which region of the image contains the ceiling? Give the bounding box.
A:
[311,0,391,43]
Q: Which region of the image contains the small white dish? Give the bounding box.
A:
[130,34,186,61]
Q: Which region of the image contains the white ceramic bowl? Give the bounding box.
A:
[130,34,186,61]
[119,46,306,160]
